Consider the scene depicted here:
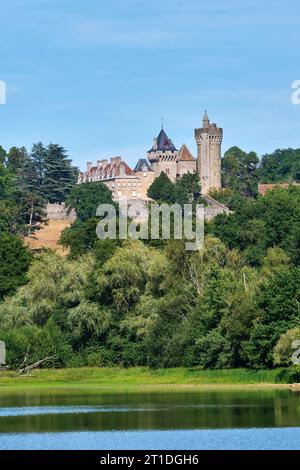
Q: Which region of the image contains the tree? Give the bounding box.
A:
[30,142,47,197]
[43,143,78,203]
[0,233,32,300]
[147,172,175,203]
[242,266,300,367]
[65,181,114,221]
[260,148,300,183]
[211,186,300,266]
[0,145,6,165]
[6,146,28,172]
[222,146,259,197]
[273,327,300,366]
[61,182,116,257]
[174,172,201,206]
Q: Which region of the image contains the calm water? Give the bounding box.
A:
[0,389,299,449]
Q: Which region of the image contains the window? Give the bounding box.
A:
[132,190,136,197]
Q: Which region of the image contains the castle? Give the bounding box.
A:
[78,112,223,200]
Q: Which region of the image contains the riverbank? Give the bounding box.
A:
[0,367,292,394]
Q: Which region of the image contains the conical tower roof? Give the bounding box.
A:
[148,128,177,152]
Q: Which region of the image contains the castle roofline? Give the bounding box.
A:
[178,144,195,162]
[134,158,153,172]
[148,128,178,153]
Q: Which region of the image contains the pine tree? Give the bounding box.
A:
[30,142,47,198]
[43,143,78,203]
[6,146,28,172]
[13,151,47,235]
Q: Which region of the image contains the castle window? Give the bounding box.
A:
[166,168,170,175]
[128,183,131,187]
[143,172,147,177]
[132,190,136,197]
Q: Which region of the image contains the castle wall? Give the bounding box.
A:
[177,160,197,177]
[150,160,177,181]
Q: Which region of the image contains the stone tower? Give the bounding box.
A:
[194,112,223,195]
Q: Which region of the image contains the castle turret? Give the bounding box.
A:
[194,112,223,195]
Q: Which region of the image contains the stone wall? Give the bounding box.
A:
[46,203,76,221]
[204,195,230,220]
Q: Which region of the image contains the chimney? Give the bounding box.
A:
[97,160,102,169]
[115,156,122,163]
[119,161,126,176]
[102,159,108,166]
[87,162,93,172]
[152,138,158,149]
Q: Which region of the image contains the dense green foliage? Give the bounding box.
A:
[260,148,300,183]
[222,146,259,198]
[0,142,77,300]
[147,171,202,205]
[60,182,120,258]
[211,186,300,265]
[1,145,300,372]
[1,232,299,370]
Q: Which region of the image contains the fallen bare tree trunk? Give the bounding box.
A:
[17,355,56,375]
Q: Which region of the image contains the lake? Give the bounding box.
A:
[0,388,299,449]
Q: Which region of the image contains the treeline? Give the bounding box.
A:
[1,174,300,371]
[1,143,300,372]
[211,146,300,207]
[0,142,77,299]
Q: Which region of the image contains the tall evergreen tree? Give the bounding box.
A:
[6,146,28,172]
[30,142,47,197]
[43,143,78,203]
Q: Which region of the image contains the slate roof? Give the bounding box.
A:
[148,129,178,152]
[134,159,153,172]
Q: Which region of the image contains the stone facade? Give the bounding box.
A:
[78,128,196,201]
[147,129,196,181]
[195,112,223,195]
[78,116,223,201]
[78,157,151,201]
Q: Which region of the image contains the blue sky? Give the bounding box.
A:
[0,0,300,170]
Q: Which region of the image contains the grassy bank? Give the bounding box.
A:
[0,367,291,394]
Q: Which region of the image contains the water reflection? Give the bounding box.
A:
[0,389,299,433]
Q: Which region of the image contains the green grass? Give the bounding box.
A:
[0,367,290,394]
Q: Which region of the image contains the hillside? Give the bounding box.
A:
[25,219,72,254]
